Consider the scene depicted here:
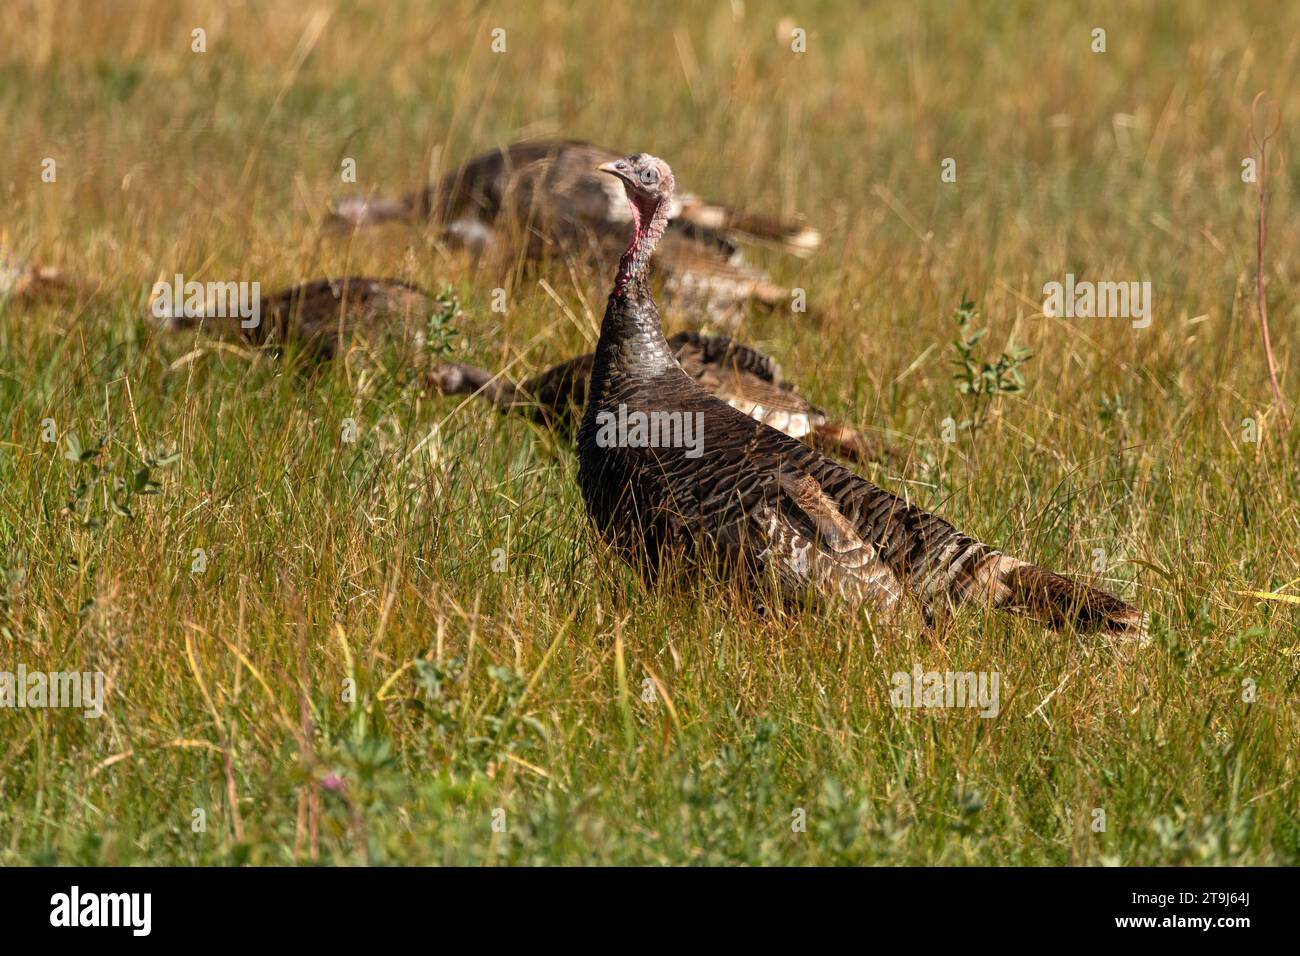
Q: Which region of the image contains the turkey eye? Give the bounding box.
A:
[638,167,659,187]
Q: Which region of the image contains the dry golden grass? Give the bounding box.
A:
[0,0,1296,864]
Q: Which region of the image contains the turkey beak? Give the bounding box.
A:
[598,161,633,186]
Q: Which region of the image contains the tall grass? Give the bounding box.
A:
[0,0,1296,864]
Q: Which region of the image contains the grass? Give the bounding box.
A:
[1,0,1297,865]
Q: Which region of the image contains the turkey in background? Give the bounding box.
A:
[431,330,895,466]
[328,139,821,326]
[0,252,97,306]
[148,275,450,376]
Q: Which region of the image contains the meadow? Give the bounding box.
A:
[1,0,1297,865]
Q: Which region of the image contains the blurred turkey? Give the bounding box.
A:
[149,276,438,361]
[0,254,95,305]
[432,331,891,465]
[328,140,820,323]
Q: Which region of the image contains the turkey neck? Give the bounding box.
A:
[589,191,680,394]
[454,365,520,407]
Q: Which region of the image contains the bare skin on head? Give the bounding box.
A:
[597,154,677,297]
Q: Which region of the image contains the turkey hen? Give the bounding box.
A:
[575,153,1145,635]
[0,255,95,305]
[328,139,819,323]
[432,331,890,464]
[150,276,436,361]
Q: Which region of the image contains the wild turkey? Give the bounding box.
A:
[432,331,890,464]
[576,153,1145,635]
[0,255,94,305]
[150,276,436,361]
[328,139,819,323]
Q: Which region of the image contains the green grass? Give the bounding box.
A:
[1,0,1297,865]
